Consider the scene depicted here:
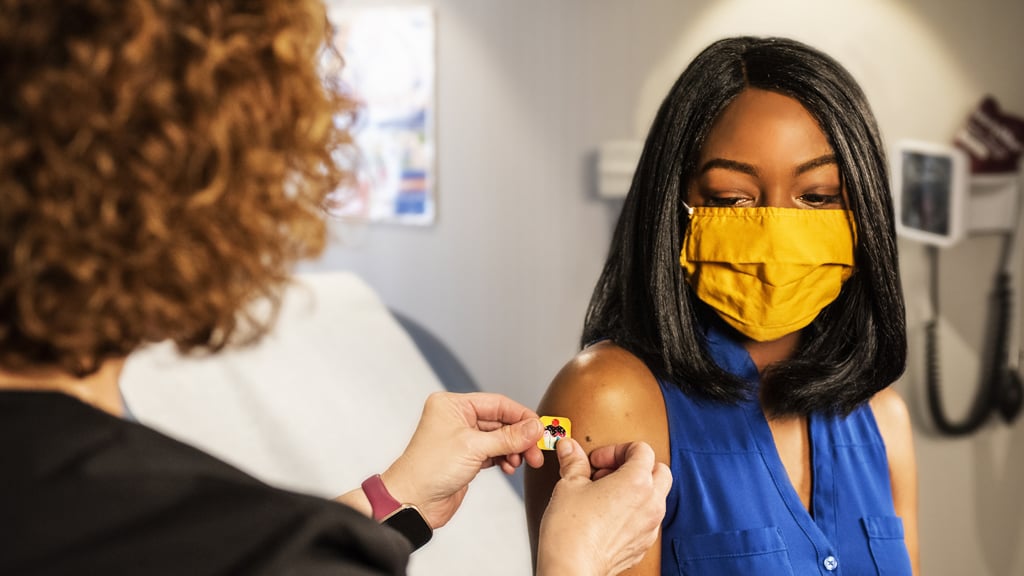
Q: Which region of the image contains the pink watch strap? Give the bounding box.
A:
[361,474,402,521]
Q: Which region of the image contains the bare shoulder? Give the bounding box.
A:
[525,341,670,574]
[867,386,917,503]
[868,386,913,452]
[869,386,920,574]
[537,341,668,455]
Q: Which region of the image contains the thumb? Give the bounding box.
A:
[652,462,673,498]
[556,438,591,481]
[475,418,543,459]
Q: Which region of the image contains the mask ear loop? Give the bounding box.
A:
[679,201,695,249]
[678,201,695,290]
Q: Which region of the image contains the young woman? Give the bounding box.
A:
[525,36,919,575]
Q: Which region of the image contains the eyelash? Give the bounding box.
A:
[696,192,844,208]
[704,196,748,207]
[798,193,844,207]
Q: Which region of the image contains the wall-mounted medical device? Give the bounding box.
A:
[892,140,1021,244]
[891,140,970,246]
[891,137,1023,436]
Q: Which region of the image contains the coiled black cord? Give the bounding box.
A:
[925,236,1023,436]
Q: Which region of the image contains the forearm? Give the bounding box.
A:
[334,488,372,518]
[333,469,421,520]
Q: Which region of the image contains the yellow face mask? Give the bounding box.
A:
[679,205,857,342]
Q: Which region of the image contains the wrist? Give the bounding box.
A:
[537,520,601,576]
[537,548,598,576]
[361,472,433,551]
[380,461,421,510]
[334,487,374,518]
[360,474,403,521]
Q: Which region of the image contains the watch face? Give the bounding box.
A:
[382,506,433,550]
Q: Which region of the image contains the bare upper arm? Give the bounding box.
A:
[870,386,920,575]
[524,341,670,576]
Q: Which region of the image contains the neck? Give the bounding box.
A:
[744,331,801,374]
[745,331,803,421]
[0,359,127,417]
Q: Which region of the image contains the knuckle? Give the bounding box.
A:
[424,391,445,408]
[622,470,653,493]
[500,424,517,448]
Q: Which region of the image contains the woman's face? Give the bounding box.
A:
[687,88,847,210]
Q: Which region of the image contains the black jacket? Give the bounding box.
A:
[0,391,411,575]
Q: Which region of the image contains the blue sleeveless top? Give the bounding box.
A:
[658,322,912,575]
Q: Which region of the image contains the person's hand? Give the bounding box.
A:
[380,392,545,529]
[536,439,672,576]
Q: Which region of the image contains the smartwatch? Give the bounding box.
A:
[361,474,433,550]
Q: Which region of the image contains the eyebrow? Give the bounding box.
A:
[699,158,758,177]
[794,154,837,175]
[698,154,837,178]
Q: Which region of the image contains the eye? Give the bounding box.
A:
[704,196,750,207]
[797,190,844,208]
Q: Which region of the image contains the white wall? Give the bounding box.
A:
[306,1,1024,574]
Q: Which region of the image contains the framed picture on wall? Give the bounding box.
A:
[322,4,436,226]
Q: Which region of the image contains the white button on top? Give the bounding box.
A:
[823,555,839,571]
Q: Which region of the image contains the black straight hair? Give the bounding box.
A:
[583,36,906,416]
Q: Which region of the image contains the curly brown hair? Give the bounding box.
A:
[0,0,352,375]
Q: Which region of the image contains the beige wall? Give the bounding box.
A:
[311,1,1024,573]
